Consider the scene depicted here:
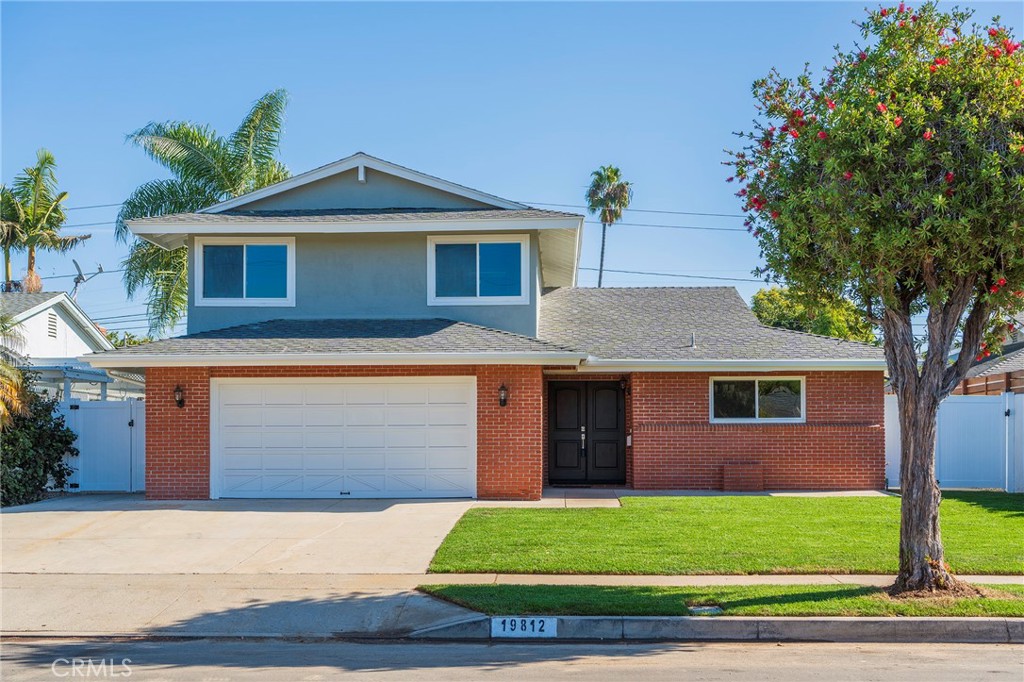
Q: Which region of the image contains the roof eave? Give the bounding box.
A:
[81,351,587,369]
[13,293,115,352]
[579,357,888,372]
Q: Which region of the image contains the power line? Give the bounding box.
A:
[65,203,122,211]
[63,221,117,229]
[579,267,762,283]
[584,220,746,233]
[41,268,125,280]
[526,201,746,219]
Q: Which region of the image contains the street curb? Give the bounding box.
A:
[409,616,1024,643]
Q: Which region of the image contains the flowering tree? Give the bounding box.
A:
[726,3,1023,593]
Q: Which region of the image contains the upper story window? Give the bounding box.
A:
[195,237,295,307]
[427,234,530,306]
[710,377,805,423]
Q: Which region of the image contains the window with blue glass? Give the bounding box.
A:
[429,236,528,305]
[198,239,293,305]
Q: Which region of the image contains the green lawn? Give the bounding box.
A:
[419,583,1024,617]
[430,492,1023,575]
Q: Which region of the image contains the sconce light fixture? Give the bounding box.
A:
[619,378,631,395]
[498,383,509,407]
[173,385,185,408]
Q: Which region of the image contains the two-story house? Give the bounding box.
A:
[85,153,886,500]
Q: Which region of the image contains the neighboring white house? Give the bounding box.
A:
[0,291,143,400]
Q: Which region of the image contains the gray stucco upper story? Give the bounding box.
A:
[186,231,542,336]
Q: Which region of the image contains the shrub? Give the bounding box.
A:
[1,373,76,506]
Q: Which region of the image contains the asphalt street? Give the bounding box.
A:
[2,639,1022,681]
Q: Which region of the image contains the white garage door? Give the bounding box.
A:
[211,377,477,499]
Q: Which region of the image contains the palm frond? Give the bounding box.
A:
[122,241,189,334]
[585,165,633,224]
[127,122,234,191]
[115,178,223,243]
[228,89,289,191]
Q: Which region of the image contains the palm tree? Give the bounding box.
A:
[1,151,89,293]
[116,89,290,333]
[0,312,26,428]
[585,166,633,288]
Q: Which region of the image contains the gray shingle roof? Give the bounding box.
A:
[129,208,580,227]
[96,318,582,357]
[0,292,63,318]
[538,287,884,362]
[967,342,1024,378]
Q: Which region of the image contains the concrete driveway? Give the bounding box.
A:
[0,494,473,574]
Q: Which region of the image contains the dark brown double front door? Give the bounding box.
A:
[548,381,626,484]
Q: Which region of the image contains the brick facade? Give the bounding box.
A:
[628,371,885,490]
[145,365,884,500]
[145,365,544,501]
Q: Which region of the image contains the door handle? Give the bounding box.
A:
[580,425,586,453]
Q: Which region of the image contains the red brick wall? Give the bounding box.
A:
[144,365,545,501]
[630,371,885,490]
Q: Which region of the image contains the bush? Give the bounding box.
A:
[1,373,76,506]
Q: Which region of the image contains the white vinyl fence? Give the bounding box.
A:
[58,400,145,492]
[885,393,1024,492]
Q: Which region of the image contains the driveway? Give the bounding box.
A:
[1,494,473,574]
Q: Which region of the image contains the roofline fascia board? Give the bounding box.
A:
[199,153,528,214]
[80,352,587,369]
[578,357,888,372]
[12,293,115,352]
[128,216,583,236]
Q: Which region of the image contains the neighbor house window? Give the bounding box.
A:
[195,237,295,307]
[427,235,530,305]
[710,377,805,423]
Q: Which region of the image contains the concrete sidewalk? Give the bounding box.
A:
[3,572,1021,639]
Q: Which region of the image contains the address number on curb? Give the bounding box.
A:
[491,616,557,638]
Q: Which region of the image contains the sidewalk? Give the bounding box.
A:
[3,572,1021,639]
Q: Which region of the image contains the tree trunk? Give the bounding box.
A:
[23,246,41,293]
[597,222,608,288]
[3,245,10,291]
[892,390,958,592]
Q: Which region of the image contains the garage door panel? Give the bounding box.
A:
[428,406,470,426]
[263,409,305,427]
[428,449,472,468]
[387,385,429,404]
[387,451,427,469]
[429,384,472,404]
[221,430,263,449]
[345,430,385,448]
[305,407,346,426]
[346,407,386,426]
[220,386,262,406]
[387,406,427,426]
[304,385,347,405]
[386,429,427,448]
[214,378,475,498]
[303,431,344,448]
[262,386,304,406]
[346,386,387,405]
[428,429,471,448]
[221,408,264,427]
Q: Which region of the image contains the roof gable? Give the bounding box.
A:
[202,153,527,214]
[0,292,114,352]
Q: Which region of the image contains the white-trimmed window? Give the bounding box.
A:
[709,377,805,423]
[427,234,530,306]
[195,237,295,307]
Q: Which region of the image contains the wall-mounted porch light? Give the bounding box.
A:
[620,378,631,395]
[174,385,185,408]
[498,383,509,407]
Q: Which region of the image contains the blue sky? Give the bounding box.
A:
[2,1,1021,337]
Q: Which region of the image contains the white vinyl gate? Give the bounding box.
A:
[59,400,145,492]
[885,393,1023,491]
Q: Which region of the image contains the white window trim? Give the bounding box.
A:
[709,376,807,424]
[195,236,296,307]
[426,234,530,306]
